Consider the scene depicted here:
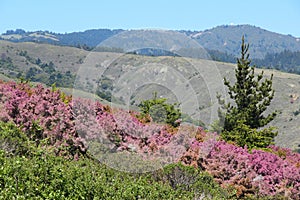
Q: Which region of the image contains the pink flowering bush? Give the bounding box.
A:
[268,145,300,167]
[0,80,179,161]
[0,81,86,158]
[72,97,178,161]
[181,137,300,199]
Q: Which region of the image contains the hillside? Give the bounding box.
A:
[0,40,300,151]
[2,25,300,75]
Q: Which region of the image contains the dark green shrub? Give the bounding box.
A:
[0,150,217,199]
[151,163,235,199]
[293,109,300,116]
[221,120,278,149]
[181,113,206,128]
[138,92,182,127]
[0,121,32,156]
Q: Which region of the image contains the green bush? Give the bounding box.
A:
[151,163,235,199]
[0,121,32,156]
[221,120,278,149]
[0,150,217,199]
[138,92,182,127]
[181,113,206,128]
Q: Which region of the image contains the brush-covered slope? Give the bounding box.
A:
[0,80,299,199]
[0,40,299,151]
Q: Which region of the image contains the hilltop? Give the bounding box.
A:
[190,25,300,58]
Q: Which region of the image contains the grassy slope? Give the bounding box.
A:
[0,73,12,81]
[0,40,299,150]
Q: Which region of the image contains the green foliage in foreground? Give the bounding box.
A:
[0,121,231,199]
[0,121,32,156]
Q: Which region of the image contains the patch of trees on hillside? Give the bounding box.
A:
[208,49,300,75]
[252,50,300,74]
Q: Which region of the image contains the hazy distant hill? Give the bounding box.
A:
[0,29,123,47]
[56,29,123,47]
[190,25,300,59]
[2,25,300,58]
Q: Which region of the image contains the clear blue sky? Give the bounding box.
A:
[1,0,300,37]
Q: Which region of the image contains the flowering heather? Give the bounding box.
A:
[72,97,182,164]
[0,81,86,158]
[0,80,299,198]
[182,138,300,199]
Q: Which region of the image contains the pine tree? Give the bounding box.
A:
[222,36,276,131]
[218,36,277,148]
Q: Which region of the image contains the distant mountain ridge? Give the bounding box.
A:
[1,28,123,47]
[1,25,300,57]
[1,25,300,71]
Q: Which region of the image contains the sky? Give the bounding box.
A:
[0,0,300,37]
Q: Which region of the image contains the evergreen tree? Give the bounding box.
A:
[218,36,277,148]
[223,36,276,131]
